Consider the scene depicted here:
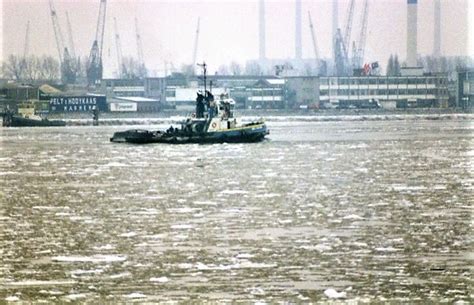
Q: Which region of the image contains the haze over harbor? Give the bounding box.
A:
[1,0,472,76]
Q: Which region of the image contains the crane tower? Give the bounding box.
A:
[308,11,320,74]
[113,18,124,78]
[354,0,369,69]
[135,17,147,78]
[65,11,76,60]
[87,0,107,86]
[49,0,75,84]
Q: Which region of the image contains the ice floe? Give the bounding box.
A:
[52,255,126,263]
[150,276,169,283]
[324,288,347,299]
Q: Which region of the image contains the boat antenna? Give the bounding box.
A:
[197,62,207,95]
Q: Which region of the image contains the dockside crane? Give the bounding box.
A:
[192,17,200,71]
[135,17,147,78]
[307,11,320,74]
[353,0,369,69]
[49,0,75,84]
[23,21,30,60]
[334,0,355,76]
[87,0,107,86]
[114,18,124,78]
[334,28,349,76]
[343,0,355,55]
[65,11,76,60]
[19,21,30,79]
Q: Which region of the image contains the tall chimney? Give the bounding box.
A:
[259,0,266,61]
[295,0,302,60]
[332,0,338,60]
[407,0,418,67]
[433,0,441,57]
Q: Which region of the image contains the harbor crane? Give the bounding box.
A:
[334,0,355,76]
[49,0,75,84]
[19,21,30,79]
[343,0,355,55]
[135,17,147,77]
[65,11,76,60]
[353,0,369,69]
[114,18,124,78]
[334,28,349,76]
[307,11,320,74]
[192,17,200,71]
[87,0,107,86]
[23,21,30,60]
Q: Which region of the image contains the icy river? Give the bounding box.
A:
[0,115,472,302]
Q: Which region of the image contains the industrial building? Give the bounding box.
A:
[286,77,320,109]
[457,70,474,108]
[101,79,145,97]
[319,73,449,109]
[97,71,452,110]
[247,79,285,109]
[108,96,160,112]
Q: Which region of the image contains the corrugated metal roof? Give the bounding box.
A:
[116,96,159,103]
[39,84,62,94]
[266,79,285,85]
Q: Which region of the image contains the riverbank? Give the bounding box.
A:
[46,107,473,119]
[41,108,473,126]
[43,109,474,126]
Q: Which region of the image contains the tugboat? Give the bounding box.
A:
[1,102,66,127]
[110,63,269,144]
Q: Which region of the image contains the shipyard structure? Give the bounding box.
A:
[1,68,472,113]
[101,70,458,110]
[1,0,471,113]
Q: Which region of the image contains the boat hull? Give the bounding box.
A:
[3,115,66,127]
[111,123,269,144]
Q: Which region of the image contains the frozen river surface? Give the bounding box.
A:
[0,116,472,302]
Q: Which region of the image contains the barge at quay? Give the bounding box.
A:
[1,103,66,127]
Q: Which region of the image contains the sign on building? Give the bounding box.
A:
[49,96,107,112]
[109,102,138,112]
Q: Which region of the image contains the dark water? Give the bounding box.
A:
[0,116,472,302]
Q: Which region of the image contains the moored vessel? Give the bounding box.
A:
[1,102,66,127]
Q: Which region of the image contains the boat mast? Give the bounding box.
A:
[197,62,207,94]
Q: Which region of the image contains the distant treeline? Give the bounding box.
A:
[0,54,147,84]
[1,54,472,83]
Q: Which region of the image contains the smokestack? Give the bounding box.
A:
[433,0,441,57]
[407,0,418,67]
[259,0,266,61]
[295,0,302,60]
[332,0,338,60]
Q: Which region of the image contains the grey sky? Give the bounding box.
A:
[1,0,472,76]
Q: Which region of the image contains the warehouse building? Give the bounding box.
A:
[109,96,160,113]
[319,73,449,109]
[247,78,285,109]
[285,76,320,109]
[457,70,474,108]
[101,79,145,97]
